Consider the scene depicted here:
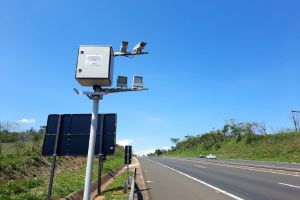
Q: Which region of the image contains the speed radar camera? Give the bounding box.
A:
[76,46,114,87]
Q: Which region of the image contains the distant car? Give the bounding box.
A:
[206,153,216,159]
[198,154,205,158]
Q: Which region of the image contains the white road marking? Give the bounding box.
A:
[193,165,206,168]
[167,157,300,178]
[278,182,300,189]
[216,161,300,171]
[146,180,153,183]
[145,158,244,200]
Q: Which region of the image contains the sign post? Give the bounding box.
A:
[97,114,105,196]
[124,145,132,192]
[47,115,62,200]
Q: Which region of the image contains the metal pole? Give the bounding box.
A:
[83,95,100,200]
[292,111,298,132]
[98,154,102,196]
[127,153,129,184]
[47,115,62,200]
[134,168,137,179]
[47,156,57,200]
[97,115,105,196]
[124,151,129,193]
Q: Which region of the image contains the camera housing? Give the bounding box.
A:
[133,42,147,53]
[120,41,129,53]
[76,46,114,87]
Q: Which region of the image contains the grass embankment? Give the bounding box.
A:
[0,146,124,200]
[102,172,133,200]
[165,131,300,163]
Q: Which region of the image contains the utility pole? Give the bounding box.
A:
[291,110,300,132]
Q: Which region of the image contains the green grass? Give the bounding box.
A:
[0,148,124,200]
[48,155,124,199]
[102,172,133,200]
[165,131,300,163]
[1,141,42,156]
[0,179,43,200]
[0,138,125,200]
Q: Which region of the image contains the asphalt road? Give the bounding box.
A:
[139,157,300,200]
[190,158,300,171]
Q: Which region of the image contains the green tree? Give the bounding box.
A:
[0,121,19,155]
[154,149,163,156]
[170,138,180,145]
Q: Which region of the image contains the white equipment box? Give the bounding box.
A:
[76,46,114,87]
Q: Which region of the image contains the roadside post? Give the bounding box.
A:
[74,42,148,200]
[97,114,104,196]
[47,115,61,200]
[124,145,132,192]
[291,110,300,132]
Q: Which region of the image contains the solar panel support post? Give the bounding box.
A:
[98,153,103,196]
[97,115,105,196]
[47,115,62,200]
[83,89,102,200]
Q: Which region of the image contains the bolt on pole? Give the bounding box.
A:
[83,94,100,200]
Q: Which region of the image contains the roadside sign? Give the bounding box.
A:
[124,145,132,164]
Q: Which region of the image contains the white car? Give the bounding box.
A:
[206,153,216,159]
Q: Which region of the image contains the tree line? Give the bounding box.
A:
[148,120,268,156]
[0,121,44,156]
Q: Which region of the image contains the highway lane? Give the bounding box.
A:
[139,157,300,200]
[168,157,300,175]
[215,159,300,169]
[139,157,234,200]
[182,157,300,172]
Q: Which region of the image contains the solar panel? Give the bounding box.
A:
[42,114,116,156]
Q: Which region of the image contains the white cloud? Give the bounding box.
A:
[117,139,134,146]
[135,146,171,156]
[17,118,36,124]
[162,146,170,150]
[136,148,156,156]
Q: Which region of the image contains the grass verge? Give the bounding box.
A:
[102,172,133,200]
[165,131,300,163]
[0,149,124,200]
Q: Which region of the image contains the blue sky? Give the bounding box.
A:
[0,0,299,155]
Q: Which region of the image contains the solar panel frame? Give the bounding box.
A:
[42,114,116,156]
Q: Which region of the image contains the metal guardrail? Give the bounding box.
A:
[128,176,135,200]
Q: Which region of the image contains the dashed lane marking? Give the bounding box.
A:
[278,182,300,189]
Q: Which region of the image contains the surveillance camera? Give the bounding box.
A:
[133,42,147,53]
[120,41,129,53]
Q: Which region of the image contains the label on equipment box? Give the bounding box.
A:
[85,55,103,66]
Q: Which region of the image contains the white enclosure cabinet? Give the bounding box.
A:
[76,46,114,87]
